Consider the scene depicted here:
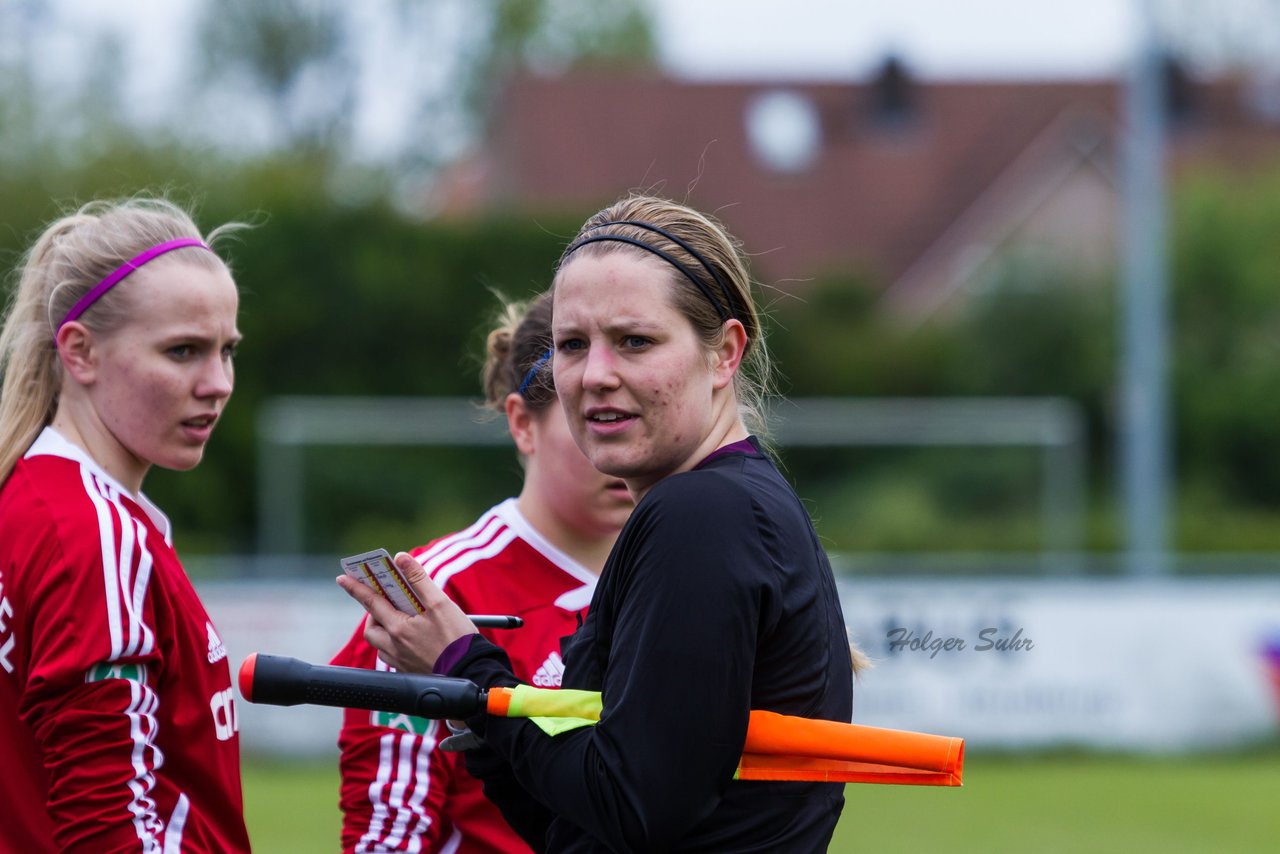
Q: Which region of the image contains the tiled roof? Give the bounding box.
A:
[431,64,1280,301]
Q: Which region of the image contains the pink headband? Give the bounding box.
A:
[57,237,213,334]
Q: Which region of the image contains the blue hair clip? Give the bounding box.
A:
[517,346,554,397]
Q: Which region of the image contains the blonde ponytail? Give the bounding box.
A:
[0,197,243,483]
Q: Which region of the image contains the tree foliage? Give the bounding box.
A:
[1171,166,1280,506]
[196,0,354,153]
[768,157,1280,552]
[185,0,658,180]
[4,0,1280,557]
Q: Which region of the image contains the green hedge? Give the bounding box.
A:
[7,145,1280,557]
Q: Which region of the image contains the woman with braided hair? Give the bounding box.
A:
[331,291,633,853]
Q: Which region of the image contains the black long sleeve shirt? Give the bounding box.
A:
[454,438,854,852]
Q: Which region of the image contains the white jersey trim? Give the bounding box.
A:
[32,428,168,837]
[163,793,189,854]
[357,729,439,853]
[26,426,172,542]
[492,499,598,587]
[423,499,597,608]
[124,672,164,847]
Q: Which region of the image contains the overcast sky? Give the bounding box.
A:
[13,0,1177,162]
[59,0,1142,88]
[650,0,1138,80]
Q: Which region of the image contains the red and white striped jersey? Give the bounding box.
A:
[0,428,250,853]
[331,499,598,854]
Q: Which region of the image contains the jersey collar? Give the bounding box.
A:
[26,426,172,539]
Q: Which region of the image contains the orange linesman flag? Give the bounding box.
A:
[485,685,964,787]
[738,710,963,786]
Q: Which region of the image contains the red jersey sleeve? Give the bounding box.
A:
[3,458,249,853]
[331,502,580,854]
[332,618,457,853]
[21,522,173,852]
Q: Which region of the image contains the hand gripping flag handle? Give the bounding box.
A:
[239,654,964,786]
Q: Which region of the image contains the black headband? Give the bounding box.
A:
[563,220,739,322]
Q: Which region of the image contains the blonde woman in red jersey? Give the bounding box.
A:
[329,291,634,853]
[0,198,250,852]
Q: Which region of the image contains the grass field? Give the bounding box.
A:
[244,748,1280,853]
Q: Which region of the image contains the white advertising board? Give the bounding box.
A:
[200,581,357,757]
[838,578,1280,750]
[200,577,1280,756]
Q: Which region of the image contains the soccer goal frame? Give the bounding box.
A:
[256,395,1086,573]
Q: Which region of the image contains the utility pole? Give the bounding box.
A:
[1120,0,1171,577]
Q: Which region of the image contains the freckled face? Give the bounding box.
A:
[552,251,719,495]
[87,261,240,488]
[526,395,634,538]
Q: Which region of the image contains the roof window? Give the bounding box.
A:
[745,89,822,173]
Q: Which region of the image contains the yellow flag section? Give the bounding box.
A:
[485,684,964,787]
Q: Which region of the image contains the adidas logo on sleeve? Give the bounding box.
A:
[532,651,565,687]
[206,622,228,664]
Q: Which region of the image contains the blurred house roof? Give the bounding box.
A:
[430,60,1280,320]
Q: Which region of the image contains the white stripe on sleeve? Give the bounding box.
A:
[431,525,518,590]
[83,468,124,660]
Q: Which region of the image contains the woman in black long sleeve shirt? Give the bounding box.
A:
[341,194,857,852]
